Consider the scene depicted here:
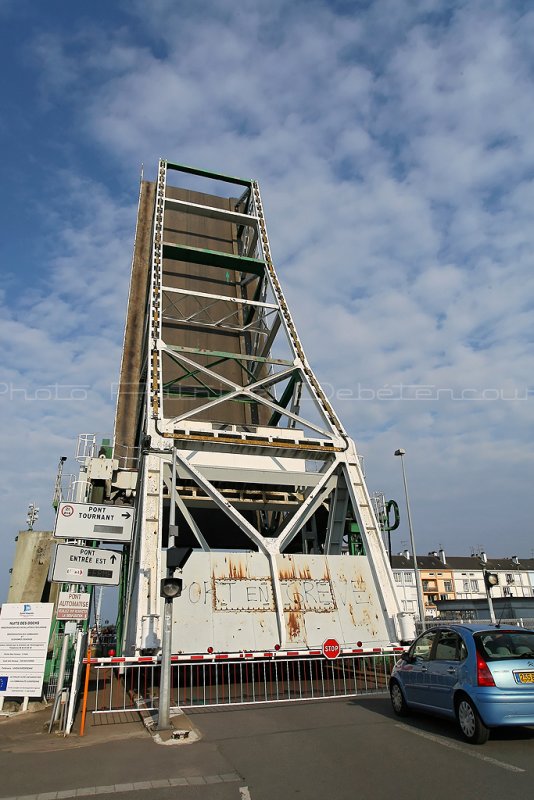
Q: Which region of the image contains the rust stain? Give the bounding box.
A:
[212,555,248,580]
[278,567,297,581]
[287,611,302,640]
[211,573,217,611]
[292,585,302,612]
[298,566,312,580]
[348,602,356,626]
[228,557,247,579]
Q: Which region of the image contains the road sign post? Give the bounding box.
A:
[322,638,341,660]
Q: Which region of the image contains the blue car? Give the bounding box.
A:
[389,624,534,744]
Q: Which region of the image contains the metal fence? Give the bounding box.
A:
[86,652,400,717]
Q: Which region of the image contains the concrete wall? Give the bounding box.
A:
[6,530,57,603]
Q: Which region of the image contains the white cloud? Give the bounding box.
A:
[1,0,534,602]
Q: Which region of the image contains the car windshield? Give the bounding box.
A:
[475,630,534,661]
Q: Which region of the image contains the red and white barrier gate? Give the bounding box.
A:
[82,648,404,718]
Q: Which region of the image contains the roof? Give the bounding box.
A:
[390,554,534,572]
[445,623,533,633]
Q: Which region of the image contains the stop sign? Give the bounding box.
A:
[322,638,340,660]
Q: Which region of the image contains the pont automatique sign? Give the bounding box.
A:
[56,591,91,621]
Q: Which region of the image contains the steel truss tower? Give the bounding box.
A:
[117,160,401,656]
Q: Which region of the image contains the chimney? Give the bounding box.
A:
[403,549,410,559]
[512,555,520,565]
[439,548,446,564]
[480,551,487,564]
[429,551,438,557]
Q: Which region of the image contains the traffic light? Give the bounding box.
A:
[484,571,499,591]
[160,577,183,598]
[160,545,192,597]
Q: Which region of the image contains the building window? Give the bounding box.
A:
[444,580,453,592]
[404,573,413,584]
[470,580,479,592]
[463,580,470,592]
[506,573,514,584]
[503,586,512,597]
[439,594,448,600]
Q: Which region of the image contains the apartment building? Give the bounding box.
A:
[390,551,534,620]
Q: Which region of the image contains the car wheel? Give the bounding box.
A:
[456,695,489,745]
[390,680,409,717]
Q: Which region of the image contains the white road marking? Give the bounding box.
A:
[395,724,525,773]
[239,787,252,800]
[0,773,241,800]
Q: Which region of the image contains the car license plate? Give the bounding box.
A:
[514,671,534,684]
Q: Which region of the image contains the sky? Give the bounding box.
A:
[1,0,533,602]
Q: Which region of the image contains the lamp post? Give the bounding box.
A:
[394,449,426,629]
[157,447,192,731]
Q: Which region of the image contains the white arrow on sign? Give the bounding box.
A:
[54,502,135,542]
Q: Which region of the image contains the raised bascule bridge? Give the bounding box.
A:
[92,159,405,708]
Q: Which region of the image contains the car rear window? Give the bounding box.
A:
[475,630,534,661]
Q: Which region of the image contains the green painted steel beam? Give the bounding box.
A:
[164,161,252,188]
[162,242,265,277]
[244,276,264,326]
[163,387,259,402]
[164,356,229,391]
[166,343,293,367]
[268,375,297,427]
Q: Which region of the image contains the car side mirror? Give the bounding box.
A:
[401,651,414,663]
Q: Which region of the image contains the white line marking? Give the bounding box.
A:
[0,774,241,800]
[395,724,525,773]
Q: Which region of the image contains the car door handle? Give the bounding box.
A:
[421,666,428,672]
[447,667,456,674]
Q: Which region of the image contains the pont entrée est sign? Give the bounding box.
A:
[50,544,122,586]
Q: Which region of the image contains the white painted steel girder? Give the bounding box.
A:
[124,160,401,655]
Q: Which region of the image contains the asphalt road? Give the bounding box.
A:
[1,696,533,800]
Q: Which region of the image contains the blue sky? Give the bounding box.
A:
[1,0,534,601]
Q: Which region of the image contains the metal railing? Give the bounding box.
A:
[85,653,399,718]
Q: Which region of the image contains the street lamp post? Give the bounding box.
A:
[157,447,192,730]
[394,449,426,629]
